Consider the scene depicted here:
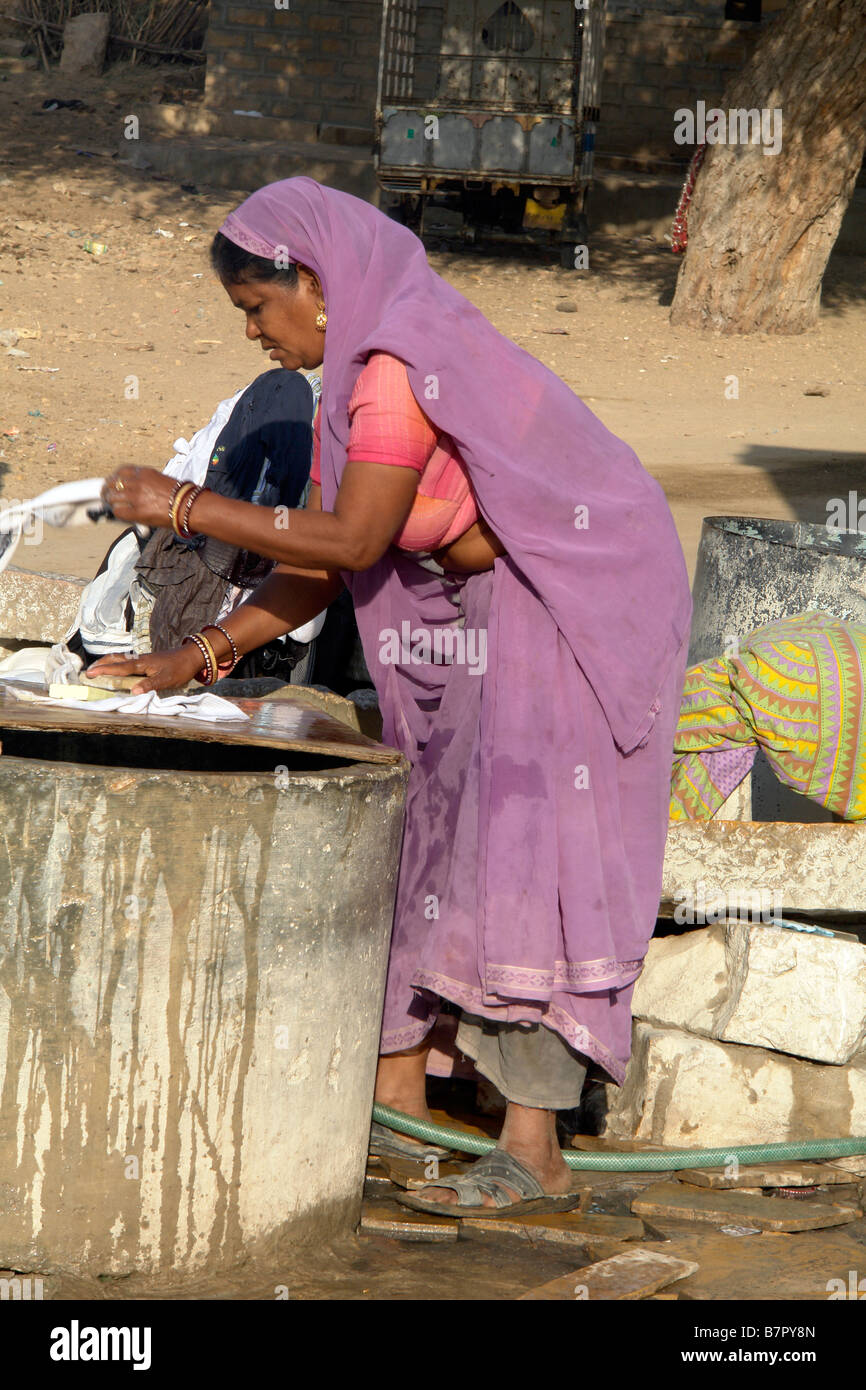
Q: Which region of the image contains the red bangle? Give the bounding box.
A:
[202,623,240,673]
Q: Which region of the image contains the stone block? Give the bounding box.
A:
[59,12,110,76]
[632,924,728,1037]
[662,818,866,918]
[633,922,866,1064]
[720,921,866,1064]
[0,567,86,644]
[603,1023,866,1148]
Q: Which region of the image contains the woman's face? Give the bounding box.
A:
[223,265,325,370]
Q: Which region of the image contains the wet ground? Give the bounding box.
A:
[14,1089,865,1302]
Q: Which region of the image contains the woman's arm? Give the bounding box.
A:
[104,460,421,572]
[89,483,347,692]
[223,558,344,652]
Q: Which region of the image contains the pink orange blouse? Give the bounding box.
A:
[310,351,479,552]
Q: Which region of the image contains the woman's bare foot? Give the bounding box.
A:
[374,1043,435,1150]
[414,1103,571,1206]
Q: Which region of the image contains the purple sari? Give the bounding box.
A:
[220,179,691,1084]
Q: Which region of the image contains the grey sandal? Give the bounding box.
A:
[368,1121,453,1163]
[394,1147,582,1218]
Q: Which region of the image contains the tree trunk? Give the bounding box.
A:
[669,0,866,334]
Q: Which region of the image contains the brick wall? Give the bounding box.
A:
[204,0,384,129]
[601,13,765,165]
[204,1,789,163]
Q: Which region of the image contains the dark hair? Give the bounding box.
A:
[210,230,299,289]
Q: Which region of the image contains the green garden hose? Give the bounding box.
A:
[372,1103,866,1172]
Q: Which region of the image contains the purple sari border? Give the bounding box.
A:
[485,958,645,992]
[406,970,627,1086]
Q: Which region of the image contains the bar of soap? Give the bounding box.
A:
[48,682,115,701]
[81,672,141,692]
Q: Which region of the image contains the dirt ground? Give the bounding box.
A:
[1,63,865,586]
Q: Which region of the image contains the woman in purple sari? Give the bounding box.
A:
[92,178,691,1216]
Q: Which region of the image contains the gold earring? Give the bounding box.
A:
[315,308,328,331]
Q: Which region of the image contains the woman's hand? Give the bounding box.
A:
[86,644,205,695]
[102,467,179,529]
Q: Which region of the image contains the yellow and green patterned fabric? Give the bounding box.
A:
[670,611,866,821]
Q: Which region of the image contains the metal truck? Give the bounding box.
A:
[375,0,607,263]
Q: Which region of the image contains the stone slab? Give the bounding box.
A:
[632,924,727,1037]
[570,1134,670,1153]
[461,1212,643,1246]
[826,1156,866,1175]
[603,1022,866,1147]
[378,1156,469,1190]
[359,1202,458,1242]
[675,1162,857,1189]
[518,1248,699,1301]
[721,921,866,1063]
[363,1170,394,1193]
[661,819,866,918]
[631,1182,861,1232]
[0,566,86,643]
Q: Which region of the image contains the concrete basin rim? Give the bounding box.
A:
[0,752,411,792]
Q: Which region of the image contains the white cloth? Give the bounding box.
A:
[2,683,248,722]
[74,529,142,655]
[0,642,83,685]
[0,479,109,575]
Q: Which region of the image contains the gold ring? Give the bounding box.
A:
[115,479,125,492]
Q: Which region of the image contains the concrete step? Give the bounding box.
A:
[120,134,377,201]
[145,103,321,145]
[143,104,373,150]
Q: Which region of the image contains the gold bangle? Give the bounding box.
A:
[196,631,218,685]
[169,481,197,536]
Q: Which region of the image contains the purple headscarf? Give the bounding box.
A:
[219,178,691,756]
[220,179,692,1082]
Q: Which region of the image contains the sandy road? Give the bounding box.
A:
[1,64,864,585]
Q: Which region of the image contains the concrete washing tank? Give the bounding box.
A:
[688,515,866,666]
[0,692,408,1276]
